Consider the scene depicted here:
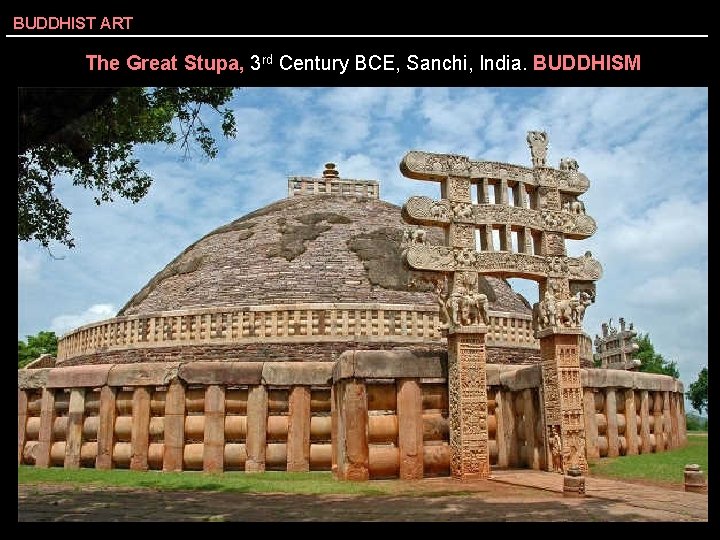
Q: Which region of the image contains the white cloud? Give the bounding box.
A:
[50,304,117,337]
[18,245,41,284]
[600,198,707,265]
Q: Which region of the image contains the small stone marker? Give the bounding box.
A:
[563,465,585,497]
[684,464,707,493]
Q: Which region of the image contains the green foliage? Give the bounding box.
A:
[635,333,680,378]
[18,331,58,368]
[17,469,388,496]
[686,367,708,415]
[589,433,707,484]
[18,87,238,248]
[685,413,708,432]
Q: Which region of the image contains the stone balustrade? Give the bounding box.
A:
[55,304,542,363]
[288,177,379,199]
[19,354,685,477]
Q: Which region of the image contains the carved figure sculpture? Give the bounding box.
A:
[470,292,490,325]
[549,425,563,473]
[559,157,579,171]
[430,202,449,220]
[452,202,474,220]
[527,131,549,167]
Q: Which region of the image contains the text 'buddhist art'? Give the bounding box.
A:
[400,132,602,477]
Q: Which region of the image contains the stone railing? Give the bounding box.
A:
[333,352,687,480]
[287,177,379,199]
[19,357,686,477]
[56,304,540,363]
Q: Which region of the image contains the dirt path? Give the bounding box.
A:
[18,473,708,522]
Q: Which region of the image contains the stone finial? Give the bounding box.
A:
[323,163,339,178]
[527,130,549,167]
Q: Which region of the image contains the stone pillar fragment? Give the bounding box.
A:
[130,387,151,471]
[203,385,225,472]
[653,392,664,452]
[339,380,369,481]
[663,391,673,449]
[330,384,338,475]
[397,378,424,479]
[639,390,651,454]
[498,389,518,467]
[624,390,638,455]
[36,388,55,468]
[18,389,28,465]
[523,388,539,469]
[287,385,311,472]
[163,379,185,471]
[583,389,599,459]
[246,385,267,472]
[96,386,116,470]
[64,388,86,469]
[605,389,619,457]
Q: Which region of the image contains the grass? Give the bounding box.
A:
[589,432,708,485]
[17,467,387,495]
[19,433,708,493]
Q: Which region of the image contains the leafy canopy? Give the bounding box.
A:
[686,367,708,415]
[18,87,238,249]
[635,332,680,379]
[18,331,58,368]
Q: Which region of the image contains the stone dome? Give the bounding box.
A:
[119,194,531,317]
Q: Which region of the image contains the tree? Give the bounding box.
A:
[19,87,239,248]
[635,332,680,378]
[18,331,58,368]
[686,367,708,415]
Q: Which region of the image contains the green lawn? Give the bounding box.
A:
[589,433,708,485]
[19,433,708,493]
[17,467,387,495]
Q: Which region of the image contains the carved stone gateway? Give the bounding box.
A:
[400,132,602,476]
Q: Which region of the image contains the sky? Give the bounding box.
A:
[17,87,708,411]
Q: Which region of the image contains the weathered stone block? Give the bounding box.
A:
[108,363,180,387]
[47,365,111,389]
[179,362,262,385]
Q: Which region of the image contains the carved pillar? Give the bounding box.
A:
[163,379,185,471]
[481,225,493,251]
[540,330,587,473]
[203,385,225,472]
[397,378,424,480]
[287,385,311,472]
[246,385,267,472]
[639,390,651,454]
[36,388,55,468]
[663,391,673,449]
[479,179,490,204]
[64,388,86,469]
[605,389,619,457]
[624,389,638,455]
[448,329,490,479]
[337,379,369,481]
[498,178,509,205]
[18,389,28,465]
[669,392,680,448]
[523,388,539,469]
[96,385,116,470]
[653,392,664,452]
[130,387,151,471]
[330,384,338,475]
[515,182,528,208]
[583,389,599,459]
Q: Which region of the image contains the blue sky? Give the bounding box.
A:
[18,87,708,410]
